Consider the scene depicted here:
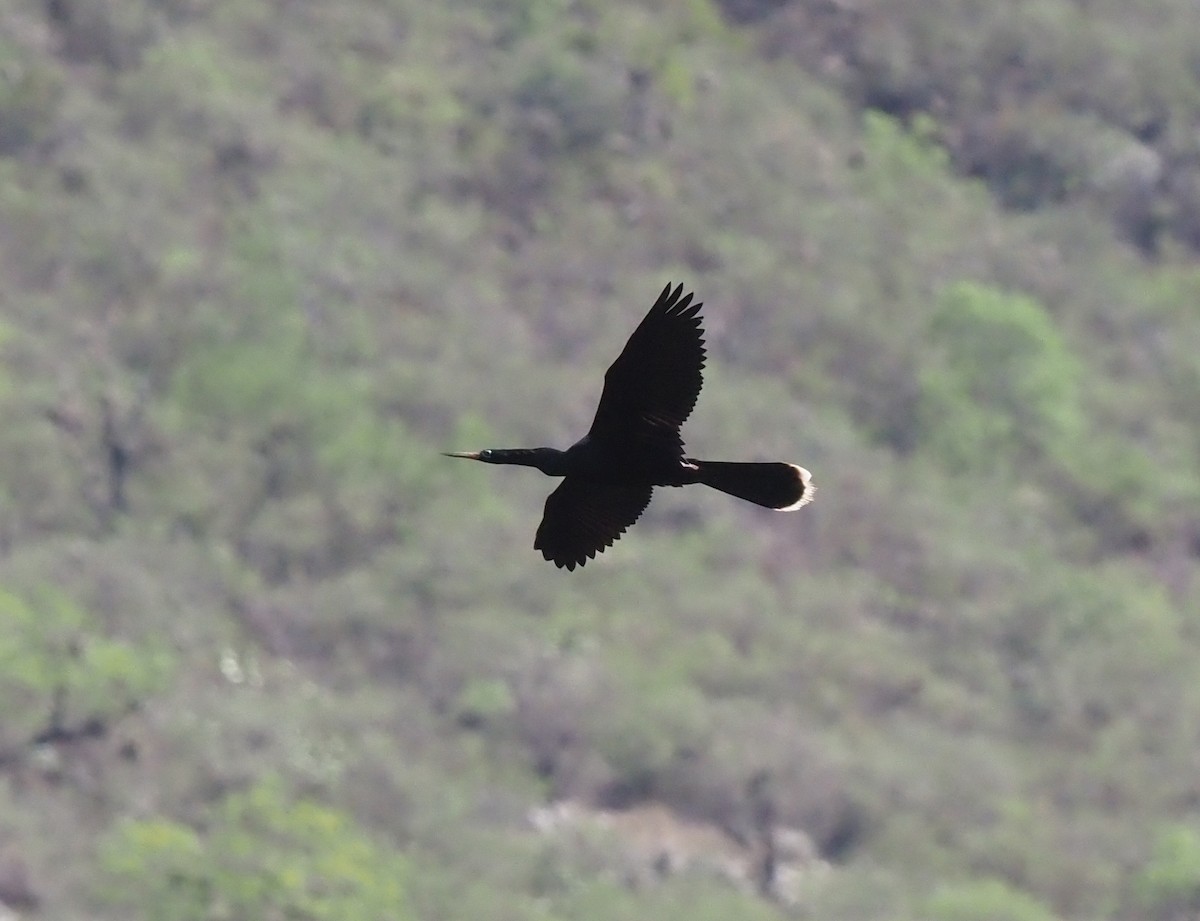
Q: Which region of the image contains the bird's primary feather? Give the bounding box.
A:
[534,479,653,571]
[587,282,706,458]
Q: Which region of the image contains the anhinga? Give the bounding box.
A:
[444,283,814,570]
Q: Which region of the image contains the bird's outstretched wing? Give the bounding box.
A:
[587,283,705,456]
[535,478,653,571]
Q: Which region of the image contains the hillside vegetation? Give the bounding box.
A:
[2,0,1200,918]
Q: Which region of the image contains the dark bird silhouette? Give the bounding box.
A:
[444,283,813,570]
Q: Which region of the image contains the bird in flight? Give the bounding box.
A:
[444,283,813,570]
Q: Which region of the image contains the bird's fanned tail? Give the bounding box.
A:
[689,460,814,510]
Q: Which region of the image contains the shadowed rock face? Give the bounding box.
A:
[528,799,831,907]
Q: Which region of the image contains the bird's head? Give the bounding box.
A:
[441,447,565,474]
[441,449,495,463]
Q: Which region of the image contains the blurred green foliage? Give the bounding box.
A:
[920,281,1082,474]
[0,585,172,743]
[926,878,1061,921]
[0,0,1199,919]
[1131,825,1200,921]
[97,777,412,921]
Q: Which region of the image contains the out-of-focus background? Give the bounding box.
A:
[1,0,1199,918]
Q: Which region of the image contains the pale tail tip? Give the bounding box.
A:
[779,464,814,511]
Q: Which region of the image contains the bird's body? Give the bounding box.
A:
[444,284,813,570]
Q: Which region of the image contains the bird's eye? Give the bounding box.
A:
[479,449,492,460]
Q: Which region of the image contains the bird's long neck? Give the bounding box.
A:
[485,448,568,476]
